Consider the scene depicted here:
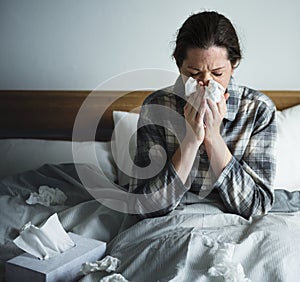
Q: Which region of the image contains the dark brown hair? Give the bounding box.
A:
[173,11,241,68]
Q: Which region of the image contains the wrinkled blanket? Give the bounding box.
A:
[1,164,300,282]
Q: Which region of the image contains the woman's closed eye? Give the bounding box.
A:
[189,72,223,78]
[212,72,223,77]
[190,72,201,78]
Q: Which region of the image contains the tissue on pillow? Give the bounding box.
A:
[274,104,300,191]
[0,140,117,182]
[112,111,139,186]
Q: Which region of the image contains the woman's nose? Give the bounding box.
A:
[196,73,211,86]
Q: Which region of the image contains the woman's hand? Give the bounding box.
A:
[204,92,230,144]
[203,92,232,177]
[183,86,207,146]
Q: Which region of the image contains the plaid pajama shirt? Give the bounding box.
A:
[129,76,277,218]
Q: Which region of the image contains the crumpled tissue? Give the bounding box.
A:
[81,255,120,275]
[203,235,251,282]
[99,273,129,282]
[81,255,128,282]
[26,185,67,207]
[13,213,75,260]
[184,76,225,102]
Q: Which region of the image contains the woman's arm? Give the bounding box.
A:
[203,94,232,177]
[206,97,277,219]
[129,93,193,217]
[171,91,206,184]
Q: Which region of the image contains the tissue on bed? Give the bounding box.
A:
[99,273,129,282]
[184,77,225,102]
[81,255,120,275]
[26,185,67,207]
[208,242,251,282]
[13,213,75,260]
[81,256,128,282]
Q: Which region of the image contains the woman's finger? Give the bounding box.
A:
[193,86,205,116]
[206,98,219,119]
[184,91,197,117]
[195,98,207,124]
[217,93,229,119]
[224,92,230,101]
[204,98,213,124]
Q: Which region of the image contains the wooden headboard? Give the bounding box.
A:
[1,90,300,141]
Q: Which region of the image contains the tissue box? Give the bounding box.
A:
[5,232,106,282]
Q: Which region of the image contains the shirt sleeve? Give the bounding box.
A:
[213,102,277,219]
[128,98,189,217]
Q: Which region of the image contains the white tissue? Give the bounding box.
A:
[205,79,225,103]
[13,213,75,260]
[184,76,198,97]
[81,255,120,275]
[99,273,129,282]
[81,256,126,282]
[184,77,225,102]
[26,185,67,207]
[207,241,251,282]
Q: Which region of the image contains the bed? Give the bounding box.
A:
[0,88,300,282]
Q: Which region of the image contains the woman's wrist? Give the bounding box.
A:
[204,133,232,177]
[171,137,201,184]
[182,135,203,149]
[204,132,222,148]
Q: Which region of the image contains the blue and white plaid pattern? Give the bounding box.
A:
[129,76,277,218]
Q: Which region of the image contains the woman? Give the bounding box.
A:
[129,11,277,219]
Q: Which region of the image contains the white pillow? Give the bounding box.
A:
[274,104,300,191]
[112,111,139,186]
[0,139,117,182]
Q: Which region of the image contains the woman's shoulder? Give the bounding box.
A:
[143,85,178,106]
[239,85,276,112]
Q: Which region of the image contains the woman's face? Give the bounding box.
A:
[180,46,234,90]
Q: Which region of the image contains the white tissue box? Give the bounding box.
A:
[5,232,106,282]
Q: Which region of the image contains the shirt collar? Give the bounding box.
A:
[173,75,241,121]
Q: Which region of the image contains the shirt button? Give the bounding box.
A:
[199,148,204,154]
[202,185,207,190]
